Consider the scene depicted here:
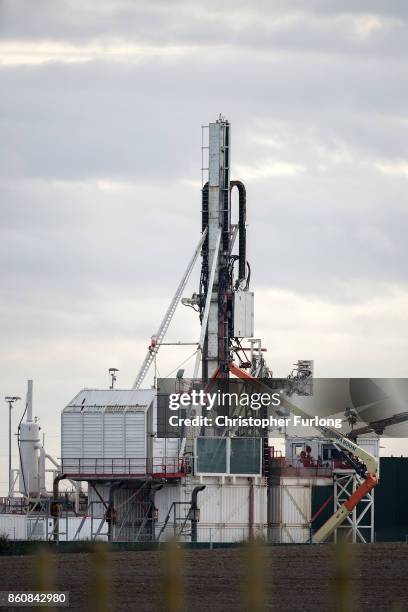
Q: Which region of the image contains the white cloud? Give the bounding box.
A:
[375,160,408,176]
[255,285,408,377]
[236,161,305,181]
[0,41,199,66]
[351,14,387,39]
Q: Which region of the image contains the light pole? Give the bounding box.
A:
[109,368,119,389]
[4,396,21,499]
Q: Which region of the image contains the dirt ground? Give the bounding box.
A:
[0,543,407,611]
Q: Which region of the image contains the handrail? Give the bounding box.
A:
[60,456,189,478]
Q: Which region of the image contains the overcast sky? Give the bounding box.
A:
[1,0,408,494]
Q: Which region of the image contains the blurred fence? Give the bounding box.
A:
[6,538,404,611]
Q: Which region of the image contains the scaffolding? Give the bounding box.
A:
[333,470,375,543]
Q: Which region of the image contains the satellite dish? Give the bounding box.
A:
[282,378,408,438]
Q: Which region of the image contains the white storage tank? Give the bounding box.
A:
[19,420,42,495]
[19,380,46,497]
[61,389,154,477]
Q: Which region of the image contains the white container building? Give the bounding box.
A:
[61,389,182,478]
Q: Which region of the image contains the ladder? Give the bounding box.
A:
[133,228,208,389]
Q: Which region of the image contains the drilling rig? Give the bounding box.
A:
[198,116,252,381]
[129,115,378,544]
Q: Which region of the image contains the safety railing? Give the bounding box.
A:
[268,458,333,479]
[0,497,28,514]
[60,457,190,479]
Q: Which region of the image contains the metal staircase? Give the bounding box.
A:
[157,501,192,540]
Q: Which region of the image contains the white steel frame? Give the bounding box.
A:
[333,470,374,543]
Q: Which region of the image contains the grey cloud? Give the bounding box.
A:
[2,0,408,61]
[1,52,408,184]
[1,1,408,489]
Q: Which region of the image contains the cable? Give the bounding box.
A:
[17,400,28,497]
[183,302,200,313]
[163,349,199,379]
[245,261,251,290]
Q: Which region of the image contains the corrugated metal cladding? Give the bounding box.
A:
[57,516,107,541]
[65,388,155,408]
[356,437,379,459]
[268,483,311,544]
[88,485,150,518]
[0,515,107,542]
[114,487,152,542]
[88,484,110,518]
[269,526,310,544]
[155,481,268,543]
[0,515,27,540]
[62,389,152,468]
[87,484,153,542]
[153,438,180,463]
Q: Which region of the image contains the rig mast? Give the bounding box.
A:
[200,116,251,381]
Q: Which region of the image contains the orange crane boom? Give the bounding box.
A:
[227,361,379,544]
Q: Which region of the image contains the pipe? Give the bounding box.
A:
[248,481,254,540]
[107,482,123,542]
[35,444,46,493]
[190,485,206,543]
[46,453,79,510]
[230,181,247,283]
[73,482,80,514]
[52,474,66,543]
[149,483,163,541]
[45,453,60,469]
[27,380,33,423]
